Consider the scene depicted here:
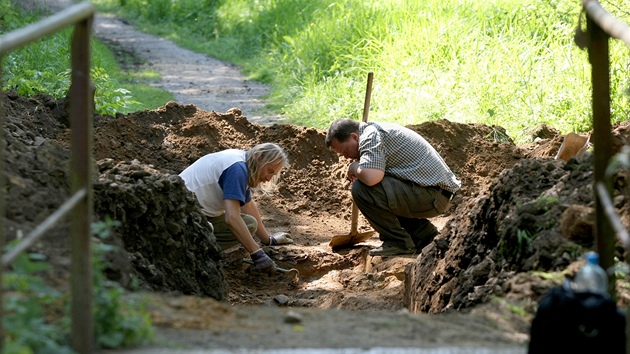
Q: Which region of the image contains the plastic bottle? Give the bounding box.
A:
[573,251,608,295]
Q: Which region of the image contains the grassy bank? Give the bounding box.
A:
[4,0,630,142]
[92,0,630,142]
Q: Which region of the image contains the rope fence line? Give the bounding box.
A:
[582,0,630,252]
[597,182,630,250]
[583,0,630,47]
[0,2,95,353]
[1,188,87,267]
[580,12,630,345]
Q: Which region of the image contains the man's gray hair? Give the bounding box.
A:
[325,119,360,148]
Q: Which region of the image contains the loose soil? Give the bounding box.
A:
[7,0,630,352]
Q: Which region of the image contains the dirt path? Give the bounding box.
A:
[27,0,287,125]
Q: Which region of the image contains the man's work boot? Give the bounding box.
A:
[369,242,416,256]
[410,219,438,252]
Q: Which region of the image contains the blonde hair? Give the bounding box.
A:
[246,143,289,190]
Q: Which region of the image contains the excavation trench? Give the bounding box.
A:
[9,93,630,349]
[222,241,415,311]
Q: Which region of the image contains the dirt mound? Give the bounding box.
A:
[5,91,630,338]
[406,156,591,313]
[94,159,227,299]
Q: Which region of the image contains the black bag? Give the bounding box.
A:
[528,282,626,353]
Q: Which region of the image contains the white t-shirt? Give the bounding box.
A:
[179,149,251,217]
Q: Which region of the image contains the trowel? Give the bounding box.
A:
[242,258,299,282]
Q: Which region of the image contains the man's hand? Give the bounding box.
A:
[270,232,294,245]
[347,161,359,182]
[250,249,277,273]
[347,163,384,187]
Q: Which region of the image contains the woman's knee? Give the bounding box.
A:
[242,213,258,233]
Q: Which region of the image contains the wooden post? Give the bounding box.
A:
[587,12,616,298]
[69,15,94,354]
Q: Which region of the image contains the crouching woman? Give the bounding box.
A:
[179,142,292,273]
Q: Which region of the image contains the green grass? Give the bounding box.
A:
[91,40,175,113]
[88,0,630,142]
[0,0,173,114]
[5,0,630,143]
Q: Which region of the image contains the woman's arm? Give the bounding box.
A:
[240,199,272,246]
[224,198,261,253]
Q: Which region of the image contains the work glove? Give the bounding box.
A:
[250,249,277,274]
[269,232,293,245]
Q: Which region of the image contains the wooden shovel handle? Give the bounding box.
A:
[350,72,373,234]
[362,72,373,123]
[350,201,359,234]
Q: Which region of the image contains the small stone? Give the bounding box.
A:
[284,310,302,324]
[273,294,290,306]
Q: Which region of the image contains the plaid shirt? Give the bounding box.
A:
[358,122,461,193]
